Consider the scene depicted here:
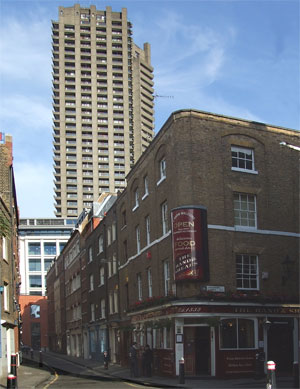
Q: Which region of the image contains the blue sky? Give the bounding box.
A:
[0,0,299,218]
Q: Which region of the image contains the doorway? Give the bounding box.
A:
[184,326,210,376]
[267,319,293,374]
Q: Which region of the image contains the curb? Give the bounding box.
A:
[28,353,182,388]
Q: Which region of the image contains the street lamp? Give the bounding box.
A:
[279,141,300,152]
[263,318,271,331]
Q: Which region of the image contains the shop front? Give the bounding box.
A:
[128,301,299,379]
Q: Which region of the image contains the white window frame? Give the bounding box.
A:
[91,303,95,322]
[163,260,170,296]
[99,266,105,286]
[231,146,257,174]
[89,274,94,291]
[132,188,139,211]
[109,293,114,314]
[2,237,8,261]
[112,222,117,241]
[234,193,257,229]
[136,225,141,254]
[137,273,142,301]
[112,253,117,274]
[108,258,112,278]
[142,175,149,200]
[219,318,257,350]
[236,254,259,290]
[145,215,151,246]
[147,268,152,298]
[88,246,93,263]
[107,227,112,246]
[3,282,9,312]
[113,290,118,313]
[98,235,104,253]
[157,158,166,186]
[161,201,168,235]
[100,298,106,318]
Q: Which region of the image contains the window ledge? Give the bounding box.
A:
[142,192,149,201]
[235,226,257,232]
[236,288,259,291]
[231,167,258,175]
[156,175,166,186]
[132,204,139,212]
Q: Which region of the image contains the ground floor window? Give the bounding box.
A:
[220,318,255,349]
[98,329,107,353]
[90,330,96,353]
[153,327,173,349]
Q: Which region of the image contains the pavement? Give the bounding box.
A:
[0,350,295,389]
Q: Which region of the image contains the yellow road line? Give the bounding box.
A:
[43,371,59,388]
[126,383,153,388]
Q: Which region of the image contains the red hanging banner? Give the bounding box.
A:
[171,206,209,282]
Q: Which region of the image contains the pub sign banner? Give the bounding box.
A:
[171,206,209,281]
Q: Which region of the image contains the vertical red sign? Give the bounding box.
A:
[171,206,209,281]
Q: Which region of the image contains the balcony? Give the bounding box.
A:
[82,132,92,138]
[96,36,106,41]
[67,193,77,198]
[65,131,76,137]
[66,186,77,192]
[83,171,93,176]
[65,101,76,106]
[82,156,93,161]
[114,150,125,156]
[65,33,75,39]
[83,187,93,192]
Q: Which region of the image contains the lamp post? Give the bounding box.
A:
[279,141,300,151]
[263,318,272,374]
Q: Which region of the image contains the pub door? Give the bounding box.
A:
[184,326,211,376]
[267,319,294,374]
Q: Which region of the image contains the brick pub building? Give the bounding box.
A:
[47,110,299,379]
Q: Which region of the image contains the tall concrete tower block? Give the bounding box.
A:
[52,5,154,218]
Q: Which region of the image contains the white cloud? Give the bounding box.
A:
[146,9,233,98]
[0,17,51,83]
[14,161,54,218]
[154,86,264,132]
[0,94,52,132]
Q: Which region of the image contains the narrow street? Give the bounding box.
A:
[36,372,157,389]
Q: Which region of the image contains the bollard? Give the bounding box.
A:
[10,354,17,376]
[30,348,33,359]
[179,357,185,384]
[39,350,43,367]
[6,373,17,389]
[293,362,299,388]
[266,361,276,389]
[103,351,109,370]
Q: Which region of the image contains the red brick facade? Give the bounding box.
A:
[47,110,299,378]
